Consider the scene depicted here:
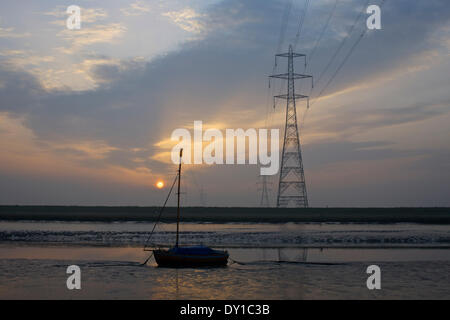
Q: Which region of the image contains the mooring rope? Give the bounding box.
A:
[228,257,344,266]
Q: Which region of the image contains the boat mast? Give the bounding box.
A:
[175,148,182,247]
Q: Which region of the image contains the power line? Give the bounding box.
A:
[299,0,339,130]
[293,0,311,51]
[276,0,294,60]
[311,30,365,106]
[268,0,294,112]
[307,0,339,67]
[311,0,387,106]
[315,0,370,86]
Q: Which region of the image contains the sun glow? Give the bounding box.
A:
[156,180,165,189]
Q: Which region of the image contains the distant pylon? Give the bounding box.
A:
[270,45,312,207]
[258,175,272,207]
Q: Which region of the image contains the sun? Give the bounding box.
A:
[156,180,165,189]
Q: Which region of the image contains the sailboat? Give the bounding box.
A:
[151,149,229,268]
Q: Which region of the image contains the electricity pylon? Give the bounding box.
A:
[270,45,312,207]
[258,175,272,207]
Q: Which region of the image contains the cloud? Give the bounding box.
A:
[0,111,158,200]
[121,1,152,16]
[307,100,450,141]
[56,23,127,53]
[42,6,122,54]
[44,6,108,25]
[0,50,54,67]
[83,56,147,84]
[162,8,205,33]
[0,25,30,38]
[1,0,450,205]
[303,140,428,170]
[0,50,68,90]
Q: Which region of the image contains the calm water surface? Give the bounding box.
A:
[0,221,449,299]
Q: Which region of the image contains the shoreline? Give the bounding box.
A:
[1,206,450,224]
[2,242,450,249]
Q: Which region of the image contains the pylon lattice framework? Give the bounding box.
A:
[270,45,312,208]
[258,175,272,207]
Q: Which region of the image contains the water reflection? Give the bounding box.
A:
[1,245,450,263]
[0,247,449,299]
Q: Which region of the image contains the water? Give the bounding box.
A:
[0,221,449,299]
[1,221,449,247]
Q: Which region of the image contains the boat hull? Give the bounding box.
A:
[154,249,229,268]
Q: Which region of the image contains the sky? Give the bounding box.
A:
[0,0,449,207]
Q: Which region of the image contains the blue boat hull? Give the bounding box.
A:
[154,247,229,267]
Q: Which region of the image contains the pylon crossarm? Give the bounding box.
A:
[274,94,308,100]
[276,52,305,58]
[270,73,312,80]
